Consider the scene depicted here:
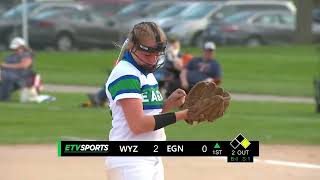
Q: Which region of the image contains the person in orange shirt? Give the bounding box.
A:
[154,38,193,97]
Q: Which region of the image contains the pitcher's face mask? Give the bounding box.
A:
[131,22,167,73]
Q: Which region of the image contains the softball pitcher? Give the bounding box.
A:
[105,22,189,180]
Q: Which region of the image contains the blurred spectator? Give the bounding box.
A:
[180,41,222,91]
[81,85,108,108]
[0,37,34,101]
[81,59,120,108]
[154,38,186,97]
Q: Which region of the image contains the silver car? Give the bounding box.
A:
[119,2,196,39]
[165,0,296,47]
[202,10,320,47]
[29,8,119,50]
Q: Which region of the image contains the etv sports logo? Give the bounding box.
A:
[230,134,251,149]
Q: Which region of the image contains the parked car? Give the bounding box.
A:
[0,1,83,49]
[118,1,195,40]
[150,1,195,25]
[28,8,119,50]
[164,0,296,47]
[164,1,220,46]
[78,0,133,17]
[114,1,175,23]
[202,11,320,47]
[115,1,179,42]
[209,0,295,22]
[1,1,76,20]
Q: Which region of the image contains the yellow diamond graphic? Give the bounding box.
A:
[241,139,251,149]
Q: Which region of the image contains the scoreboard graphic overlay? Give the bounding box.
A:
[58,134,259,163]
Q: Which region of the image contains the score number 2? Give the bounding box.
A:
[154,145,158,152]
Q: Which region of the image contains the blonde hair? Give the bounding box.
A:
[127,22,167,50]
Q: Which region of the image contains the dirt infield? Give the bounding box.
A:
[1,144,320,180]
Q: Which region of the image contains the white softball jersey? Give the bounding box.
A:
[105,51,165,168]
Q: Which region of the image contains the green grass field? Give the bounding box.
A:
[1,45,319,145]
[0,92,319,144]
[1,45,318,96]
